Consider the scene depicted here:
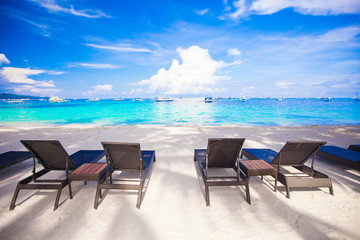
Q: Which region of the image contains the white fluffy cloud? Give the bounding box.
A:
[138,45,241,94]
[0,67,55,86]
[93,84,113,91]
[225,0,360,19]
[85,84,113,95]
[127,88,144,95]
[0,54,10,65]
[0,67,59,95]
[228,0,248,19]
[227,48,242,56]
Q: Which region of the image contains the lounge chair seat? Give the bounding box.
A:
[10,140,105,211]
[0,151,32,170]
[94,142,156,209]
[242,141,333,198]
[194,138,248,206]
[318,145,360,170]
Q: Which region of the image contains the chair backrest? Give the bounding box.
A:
[20,140,76,170]
[101,142,143,171]
[206,138,245,168]
[271,141,326,166]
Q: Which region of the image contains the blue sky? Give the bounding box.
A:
[0,0,359,98]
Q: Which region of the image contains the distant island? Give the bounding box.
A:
[0,93,46,100]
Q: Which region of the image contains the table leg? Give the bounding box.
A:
[94,187,101,209]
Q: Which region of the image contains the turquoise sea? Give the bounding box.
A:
[0,98,359,126]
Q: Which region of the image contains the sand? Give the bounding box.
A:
[0,124,359,240]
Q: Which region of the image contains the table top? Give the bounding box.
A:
[70,163,107,176]
[240,160,275,171]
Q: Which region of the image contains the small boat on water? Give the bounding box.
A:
[3,99,24,103]
[323,97,333,102]
[49,96,66,103]
[133,98,142,101]
[355,92,360,101]
[87,98,100,102]
[205,97,213,103]
[154,97,173,102]
[113,98,124,101]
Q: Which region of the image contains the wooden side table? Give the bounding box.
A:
[239,160,277,204]
[68,163,108,207]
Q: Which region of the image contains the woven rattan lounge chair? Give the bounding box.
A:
[10,140,105,211]
[194,138,248,206]
[318,145,360,170]
[348,145,360,152]
[242,141,333,198]
[94,142,156,209]
[0,151,32,170]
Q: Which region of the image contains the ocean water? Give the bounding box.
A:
[0,98,359,126]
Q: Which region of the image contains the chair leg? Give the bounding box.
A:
[205,184,210,206]
[329,185,334,196]
[69,181,73,199]
[53,186,64,211]
[136,185,143,209]
[9,184,21,210]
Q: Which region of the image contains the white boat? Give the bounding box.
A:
[49,96,66,103]
[205,97,213,103]
[86,98,100,102]
[154,97,173,102]
[4,99,24,103]
[133,98,142,101]
[113,98,124,101]
[323,97,333,102]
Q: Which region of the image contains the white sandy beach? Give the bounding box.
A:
[0,124,359,240]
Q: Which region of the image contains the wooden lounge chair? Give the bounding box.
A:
[10,140,105,211]
[194,138,248,206]
[318,145,360,170]
[0,151,32,170]
[94,142,156,209]
[242,141,333,198]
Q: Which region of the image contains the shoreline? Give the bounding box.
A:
[0,124,359,239]
[1,124,360,152]
[1,121,360,128]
